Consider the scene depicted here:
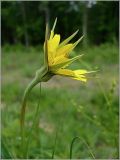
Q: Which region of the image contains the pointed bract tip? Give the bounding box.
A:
[81,35,84,39]
[79,35,84,41]
[52,17,57,31]
[45,23,49,40]
[74,36,84,47]
[76,29,79,33]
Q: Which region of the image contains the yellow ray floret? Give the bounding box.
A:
[54,69,89,82]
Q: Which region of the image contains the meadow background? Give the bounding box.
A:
[1,1,119,159]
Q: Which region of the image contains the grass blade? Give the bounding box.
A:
[70,136,95,159]
[51,130,58,159]
[1,139,13,159]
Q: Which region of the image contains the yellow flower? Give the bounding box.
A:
[43,18,91,82]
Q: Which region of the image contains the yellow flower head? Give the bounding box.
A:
[43,18,91,82]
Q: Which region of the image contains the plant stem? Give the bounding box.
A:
[25,83,41,158]
[70,136,95,159]
[20,78,39,158]
[51,130,58,159]
[97,79,111,107]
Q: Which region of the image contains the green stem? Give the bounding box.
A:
[20,66,48,158]
[70,136,95,159]
[97,79,111,107]
[25,83,41,158]
[20,77,39,158]
[51,131,58,159]
[70,137,76,159]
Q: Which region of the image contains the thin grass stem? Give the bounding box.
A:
[51,130,58,159]
[70,136,95,159]
[97,79,111,107]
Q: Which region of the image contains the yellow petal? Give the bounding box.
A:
[74,70,96,74]
[48,34,60,53]
[53,68,87,82]
[56,36,83,58]
[49,54,83,71]
[73,77,87,82]
[56,44,73,57]
[54,69,74,77]
[53,55,68,65]
[74,69,88,75]
[48,54,54,66]
[49,31,54,40]
[60,36,83,57]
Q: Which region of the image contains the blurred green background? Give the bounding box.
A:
[1,1,119,159]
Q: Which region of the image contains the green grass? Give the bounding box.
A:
[1,43,119,159]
